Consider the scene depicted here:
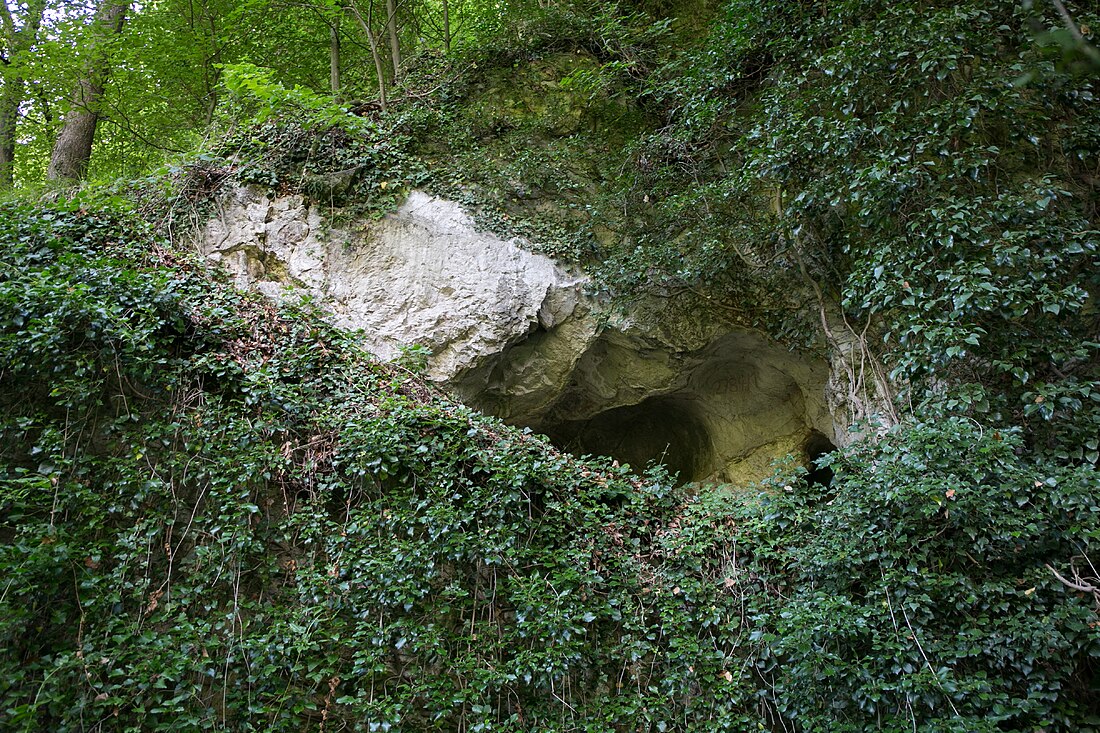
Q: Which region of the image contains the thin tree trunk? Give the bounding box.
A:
[47,0,129,182]
[442,0,449,54]
[0,78,22,186]
[330,14,340,94]
[348,2,387,110]
[384,0,401,82]
[0,0,48,187]
[202,11,222,125]
[204,83,219,125]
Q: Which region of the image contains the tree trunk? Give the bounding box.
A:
[0,0,48,187]
[330,12,341,94]
[348,2,387,110]
[0,77,22,187]
[46,0,129,182]
[442,0,449,55]
[384,0,401,82]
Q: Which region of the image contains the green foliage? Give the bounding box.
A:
[622,0,1100,414]
[3,0,1100,730]
[3,188,1098,729]
[393,343,433,374]
[0,202,762,731]
[148,95,433,226]
[221,62,368,132]
[741,420,1100,731]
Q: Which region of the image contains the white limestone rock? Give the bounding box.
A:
[198,187,593,383]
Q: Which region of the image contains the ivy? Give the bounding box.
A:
[3,0,1100,729]
[0,203,762,730]
[743,419,1100,731]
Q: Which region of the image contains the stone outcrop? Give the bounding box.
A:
[199,186,591,381]
[198,186,838,486]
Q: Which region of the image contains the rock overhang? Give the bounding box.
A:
[199,186,837,486]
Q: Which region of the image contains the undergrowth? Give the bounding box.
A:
[4,0,1099,729]
[1,197,1098,732]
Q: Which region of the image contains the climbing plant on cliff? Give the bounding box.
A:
[600,1,1100,728]
[615,0,1100,435]
[2,194,1099,732]
[2,1,1100,731]
[0,202,767,731]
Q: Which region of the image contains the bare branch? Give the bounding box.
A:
[1045,562,1100,595]
[1050,0,1100,66]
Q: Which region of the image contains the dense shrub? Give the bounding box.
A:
[0,203,760,731]
[3,0,1100,729]
[1,195,1097,730]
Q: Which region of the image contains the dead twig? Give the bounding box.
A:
[1045,560,1100,608]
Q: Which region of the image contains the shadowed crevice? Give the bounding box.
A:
[804,430,836,487]
[542,395,714,485]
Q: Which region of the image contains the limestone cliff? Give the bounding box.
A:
[199,185,839,485]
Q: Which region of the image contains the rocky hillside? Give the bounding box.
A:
[3,0,1100,730]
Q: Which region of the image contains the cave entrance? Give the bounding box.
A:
[804,430,837,487]
[459,322,838,488]
[543,395,714,485]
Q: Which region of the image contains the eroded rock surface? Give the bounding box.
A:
[461,302,835,485]
[199,186,591,381]
[199,187,837,485]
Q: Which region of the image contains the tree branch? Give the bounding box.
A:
[1050,0,1100,66]
[1045,562,1100,595]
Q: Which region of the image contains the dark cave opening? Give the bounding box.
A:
[804,430,837,487]
[543,395,714,485]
